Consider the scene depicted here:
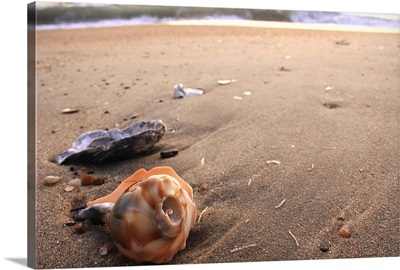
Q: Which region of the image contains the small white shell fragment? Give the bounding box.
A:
[217,79,237,85]
[44,175,60,185]
[233,96,242,100]
[68,178,82,186]
[230,243,257,253]
[173,84,203,98]
[243,91,251,96]
[325,86,334,91]
[285,55,292,59]
[200,157,205,166]
[266,160,281,165]
[64,185,74,192]
[61,108,79,114]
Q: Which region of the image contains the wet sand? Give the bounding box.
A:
[33,24,399,268]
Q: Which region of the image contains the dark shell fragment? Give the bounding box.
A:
[160,150,179,159]
[55,120,166,165]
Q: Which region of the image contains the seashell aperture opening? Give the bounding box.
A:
[104,170,196,264]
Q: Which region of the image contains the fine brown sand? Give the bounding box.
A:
[34,24,399,269]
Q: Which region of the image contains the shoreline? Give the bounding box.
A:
[35,19,399,33]
[165,19,399,33]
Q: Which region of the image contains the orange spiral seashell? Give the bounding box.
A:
[86,166,197,263]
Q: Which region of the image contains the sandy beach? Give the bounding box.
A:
[33,23,399,268]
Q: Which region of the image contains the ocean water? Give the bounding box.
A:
[29,2,399,31]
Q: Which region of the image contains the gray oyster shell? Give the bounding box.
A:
[55,120,166,165]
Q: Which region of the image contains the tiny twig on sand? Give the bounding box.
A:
[321,146,337,150]
[230,244,257,253]
[307,164,315,171]
[266,160,281,165]
[288,230,299,247]
[274,198,286,209]
[197,206,209,223]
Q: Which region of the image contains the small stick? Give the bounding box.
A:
[230,243,257,253]
[248,178,252,186]
[266,160,281,165]
[321,146,337,150]
[288,230,299,247]
[274,198,286,209]
[198,206,209,223]
[307,164,315,171]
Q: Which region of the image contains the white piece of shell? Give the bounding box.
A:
[266,160,281,165]
[217,79,237,85]
[173,84,203,98]
[64,185,74,192]
[61,108,79,114]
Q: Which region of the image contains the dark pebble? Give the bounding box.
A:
[319,242,330,252]
[81,174,95,186]
[323,102,340,109]
[160,151,179,159]
[93,178,105,186]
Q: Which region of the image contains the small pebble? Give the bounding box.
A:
[319,242,330,252]
[93,178,105,186]
[99,243,114,256]
[64,185,74,192]
[198,184,207,191]
[338,228,351,238]
[68,178,81,186]
[44,175,60,185]
[81,174,95,186]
